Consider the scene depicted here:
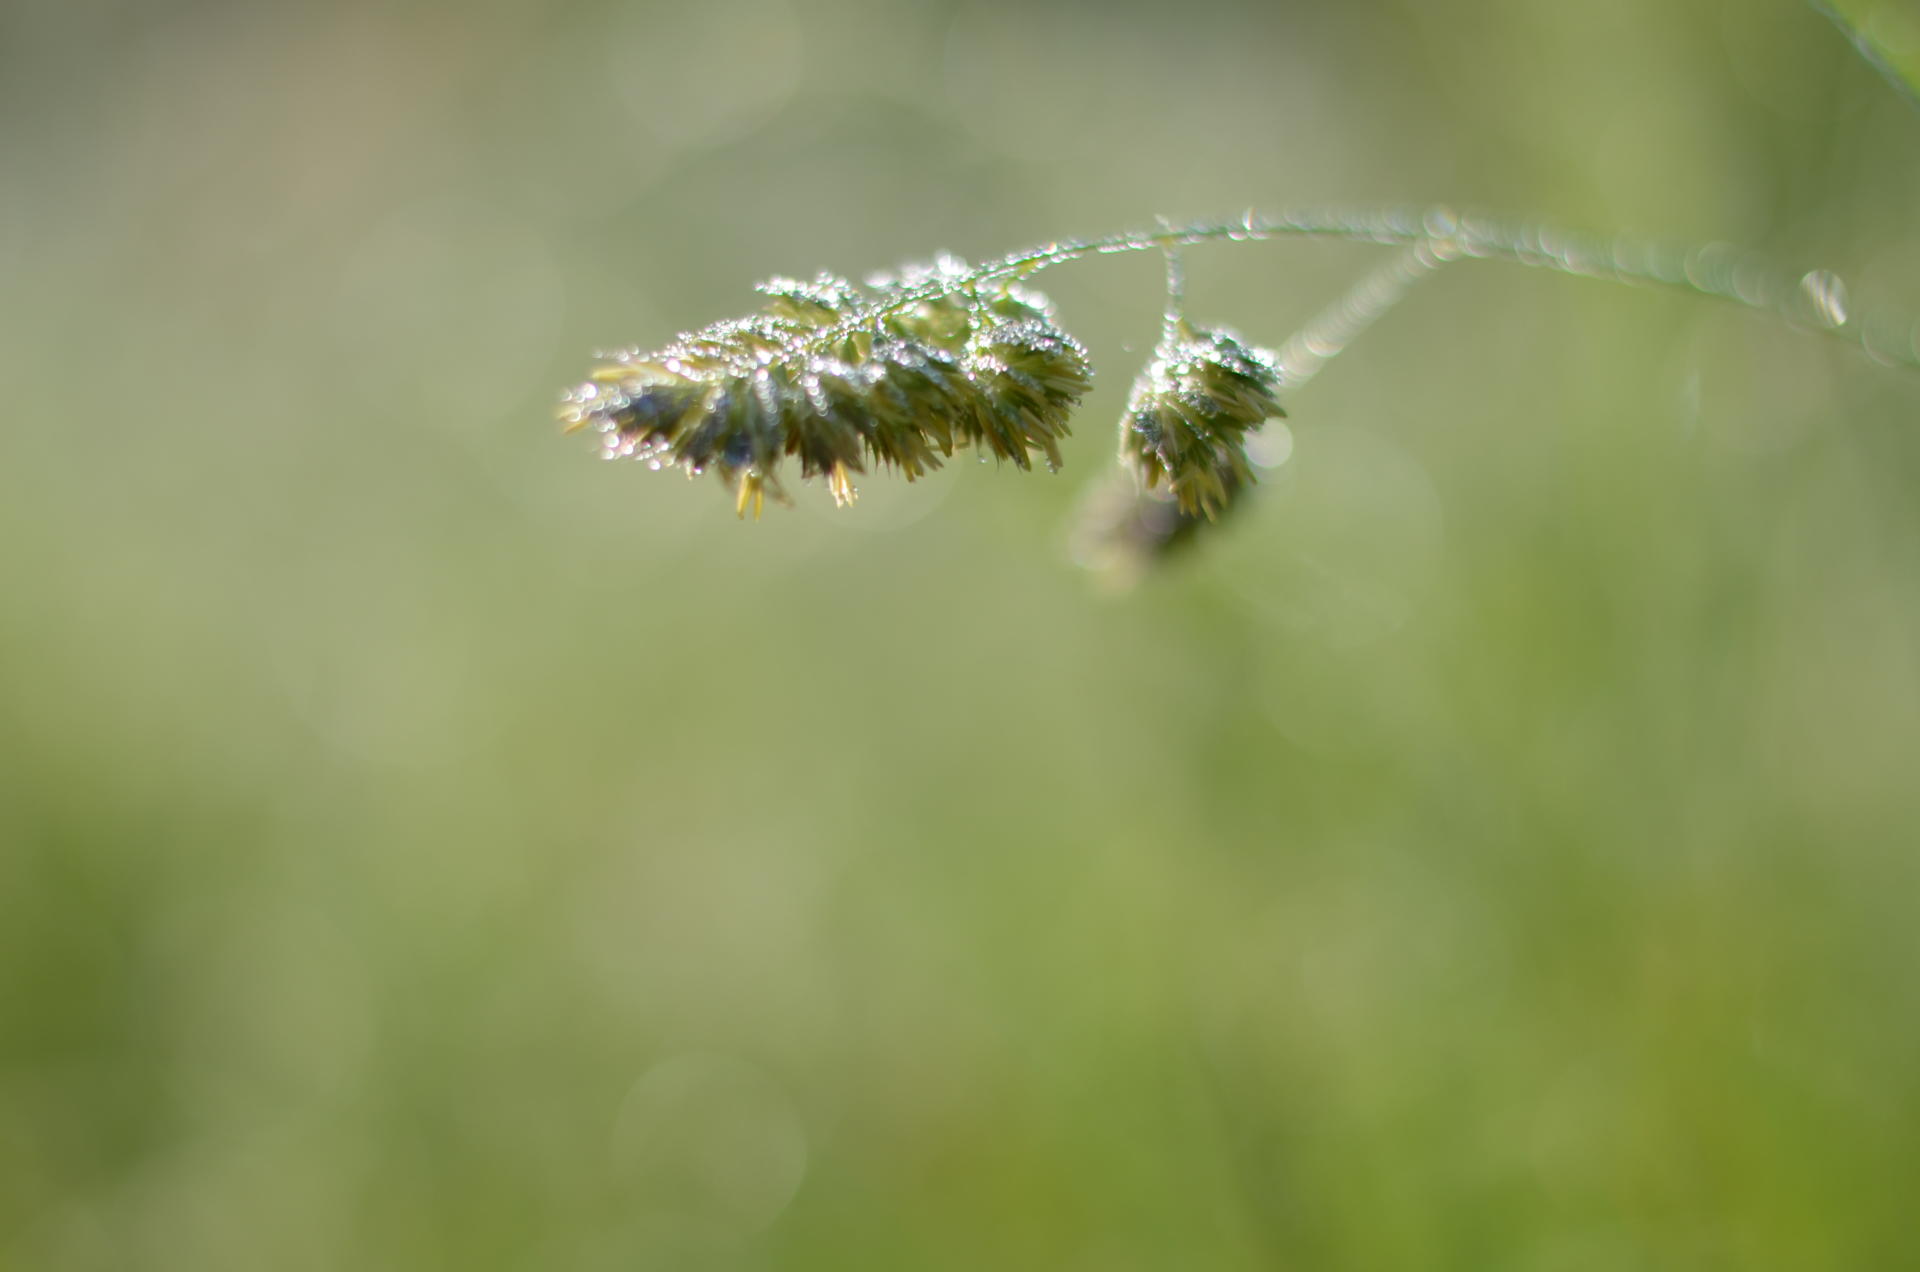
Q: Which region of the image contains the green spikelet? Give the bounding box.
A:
[1118,320,1285,519]
[559,258,1091,516]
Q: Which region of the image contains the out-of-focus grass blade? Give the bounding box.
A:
[1817,0,1920,115]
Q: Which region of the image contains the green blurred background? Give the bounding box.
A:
[4,0,1920,1267]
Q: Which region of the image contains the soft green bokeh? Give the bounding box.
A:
[4,0,1919,1267]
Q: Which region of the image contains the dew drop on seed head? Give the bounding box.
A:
[1800,270,1849,328]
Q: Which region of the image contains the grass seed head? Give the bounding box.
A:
[560,261,1091,515]
[1119,322,1284,519]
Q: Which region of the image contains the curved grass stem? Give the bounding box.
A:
[824,207,1919,375]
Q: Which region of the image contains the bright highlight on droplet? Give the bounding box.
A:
[1800,269,1849,328]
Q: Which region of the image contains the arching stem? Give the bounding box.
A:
[826,207,1918,375]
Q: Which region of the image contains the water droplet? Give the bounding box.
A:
[1800,269,1849,328]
